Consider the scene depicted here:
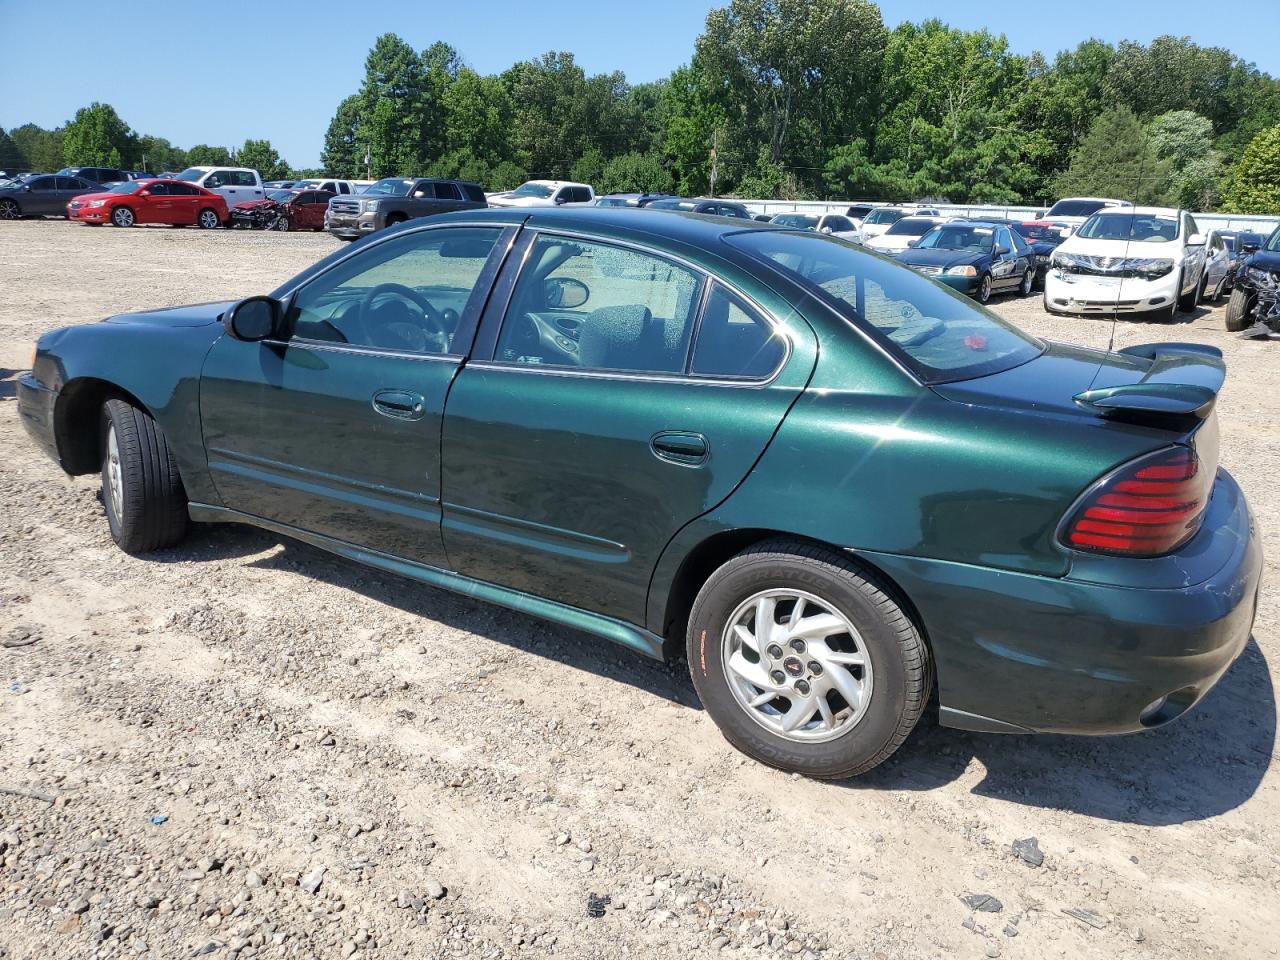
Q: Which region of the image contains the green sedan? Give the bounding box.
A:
[18,209,1261,778]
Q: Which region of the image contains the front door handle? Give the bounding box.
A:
[651,431,708,465]
[372,389,426,421]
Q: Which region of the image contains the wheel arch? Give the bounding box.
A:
[655,528,932,666]
[54,377,152,475]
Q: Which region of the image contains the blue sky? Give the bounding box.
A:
[1,0,1275,169]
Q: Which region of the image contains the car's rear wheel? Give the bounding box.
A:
[0,198,20,220]
[111,206,135,228]
[1225,287,1253,331]
[1019,268,1034,296]
[197,208,220,229]
[100,399,189,554]
[975,272,992,304]
[686,540,931,779]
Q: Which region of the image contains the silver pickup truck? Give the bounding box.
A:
[325,177,487,240]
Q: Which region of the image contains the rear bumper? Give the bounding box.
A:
[859,468,1262,735]
[17,372,61,466]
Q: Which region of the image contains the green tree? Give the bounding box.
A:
[1221,124,1280,214]
[321,95,364,178]
[0,129,27,172]
[598,152,674,194]
[505,51,591,178]
[1106,36,1238,130]
[1053,106,1170,205]
[443,68,514,166]
[1149,110,1223,208]
[63,102,136,167]
[236,139,290,180]
[659,61,722,194]
[9,125,64,171]
[186,144,233,166]
[694,0,887,194]
[356,33,430,176]
[135,134,186,173]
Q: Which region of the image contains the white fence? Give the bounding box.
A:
[739,198,1280,235]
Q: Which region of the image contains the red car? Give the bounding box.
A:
[230,188,335,231]
[68,178,228,229]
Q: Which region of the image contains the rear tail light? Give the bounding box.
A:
[1060,447,1214,557]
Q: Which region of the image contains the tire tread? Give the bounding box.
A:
[102,399,188,553]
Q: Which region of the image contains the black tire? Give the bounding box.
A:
[196,208,221,229]
[100,399,189,554]
[975,273,992,304]
[0,198,22,220]
[1177,269,1198,312]
[1225,287,1253,332]
[686,540,931,779]
[1019,268,1034,297]
[111,206,135,228]
[1150,302,1177,323]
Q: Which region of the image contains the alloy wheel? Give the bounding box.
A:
[721,589,874,743]
[0,199,19,220]
[105,423,124,521]
[113,207,134,227]
[273,215,289,232]
[1020,269,1033,296]
[977,274,992,303]
[198,210,219,229]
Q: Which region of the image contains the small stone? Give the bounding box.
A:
[244,871,264,889]
[424,879,445,900]
[1062,907,1108,930]
[1003,924,1018,938]
[179,868,205,882]
[1011,837,1044,868]
[1131,927,1146,943]
[576,839,592,853]
[342,941,357,957]
[961,894,1003,913]
[68,898,90,914]
[299,866,326,895]
[985,944,1001,958]
[554,833,571,846]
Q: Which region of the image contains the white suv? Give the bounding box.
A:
[487,180,595,208]
[1043,206,1208,322]
[174,166,265,208]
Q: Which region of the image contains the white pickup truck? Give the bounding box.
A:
[292,178,360,196]
[173,166,265,209]
[486,180,595,208]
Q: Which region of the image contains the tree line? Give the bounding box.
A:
[5,0,1280,213]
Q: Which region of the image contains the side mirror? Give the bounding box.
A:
[138,190,150,197]
[1187,232,1206,246]
[544,276,589,310]
[995,245,1011,256]
[906,239,919,248]
[553,194,568,205]
[223,296,281,342]
[1242,242,1260,254]
[819,225,833,234]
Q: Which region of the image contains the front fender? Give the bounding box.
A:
[35,318,225,504]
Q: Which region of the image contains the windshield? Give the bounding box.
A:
[364,178,413,197]
[1046,199,1113,218]
[1076,212,1179,243]
[109,182,145,194]
[267,190,295,202]
[1266,228,1280,252]
[884,218,938,237]
[864,208,905,225]
[175,167,207,182]
[728,231,1041,381]
[770,214,820,229]
[916,224,993,252]
[510,182,555,199]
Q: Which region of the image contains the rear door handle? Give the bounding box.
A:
[372,389,426,421]
[651,431,708,465]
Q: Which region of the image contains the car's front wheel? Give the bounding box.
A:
[1225,287,1253,331]
[1177,269,1198,311]
[273,215,290,232]
[100,399,189,554]
[975,272,992,304]
[111,206,135,228]
[687,541,931,779]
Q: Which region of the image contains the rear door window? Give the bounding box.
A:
[691,284,786,379]
[433,182,461,201]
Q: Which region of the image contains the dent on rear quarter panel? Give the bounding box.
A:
[45,320,224,505]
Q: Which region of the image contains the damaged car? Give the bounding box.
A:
[1225,225,1280,337]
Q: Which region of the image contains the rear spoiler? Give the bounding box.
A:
[1073,343,1225,425]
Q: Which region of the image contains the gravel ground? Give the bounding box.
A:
[1,219,1277,960]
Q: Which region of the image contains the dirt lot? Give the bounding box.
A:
[1,220,1277,960]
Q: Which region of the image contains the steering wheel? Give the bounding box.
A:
[358,283,449,352]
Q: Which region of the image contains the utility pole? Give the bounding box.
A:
[709,128,719,199]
